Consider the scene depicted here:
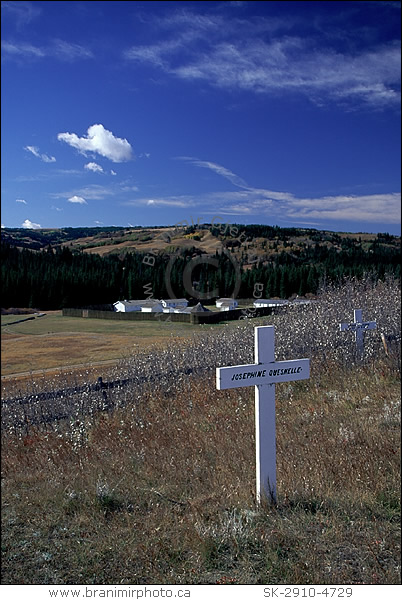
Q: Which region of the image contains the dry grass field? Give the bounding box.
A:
[1,311,208,379]
[1,278,400,585]
[1,361,400,585]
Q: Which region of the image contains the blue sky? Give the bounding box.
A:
[1,0,401,234]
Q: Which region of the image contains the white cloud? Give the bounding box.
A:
[206,190,401,225]
[145,197,194,208]
[22,218,41,229]
[16,198,27,204]
[167,157,402,225]
[72,185,114,200]
[124,39,180,68]
[173,41,400,108]
[182,157,295,201]
[2,40,45,58]
[68,195,87,204]
[24,145,56,163]
[111,170,117,176]
[1,38,93,62]
[121,185,139,192]
[124,10,400,110]
[177,156,248,188]
[285,193,401,224]
[51,39,93,61]
[57,124,133,163]
[94,220,104,225]
[51,184,115,201]
[84,162,104,173]
[2,1,42,27]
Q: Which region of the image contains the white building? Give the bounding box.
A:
[216,298,238,311]
[139,300,163,313]
[113,300,143,312]
[161,298,188,309]
[114,299,163,312]
[253,299,289,308]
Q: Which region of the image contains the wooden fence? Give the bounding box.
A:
[62,306,274,324]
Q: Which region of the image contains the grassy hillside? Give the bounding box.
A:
[2,223,399,261]
[1,278,400,584]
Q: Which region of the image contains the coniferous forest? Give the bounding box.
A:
[1,225,400,310]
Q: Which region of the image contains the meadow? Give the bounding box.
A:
[1,311,207,380]
[1,277,400,585]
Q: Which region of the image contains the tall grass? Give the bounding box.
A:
[1,277,400,584]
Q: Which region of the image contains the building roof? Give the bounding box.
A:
[254,299,289,305]
[216,298,237,304]
[114,299,161,307]
[179,303,211,313]
[161,298,188,304]
[140,300,163,308]
[190,302,210,313]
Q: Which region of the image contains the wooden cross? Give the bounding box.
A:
[339,308,376,360]
[216,325,310,505]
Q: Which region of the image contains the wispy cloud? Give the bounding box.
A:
[58,124,133,163]
[212,192,401,224]
[124,9,400,110]
[180,157,295,201]
[285,192,401,224]
[201,159,401,224]
[124,194,195,209]
[51,39,93,61]
[16,198,27,204]
[132,157,401,226]
[138,188,401,225]
[2,40,45,58]
[145,197,193,208]
[21,218,41,229]
[73,185,115,200]
[121,185,139,192]
[2,39,93,62]
[176,156,248,188]
[51,184,117,202]
[124,39,180,69]
[13,169,83,184]
[24,145,56,163]
[1,1,41,28]
[177,40,400,108]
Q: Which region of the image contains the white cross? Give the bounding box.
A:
[339,308,376,360]
[216,325,310,505]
